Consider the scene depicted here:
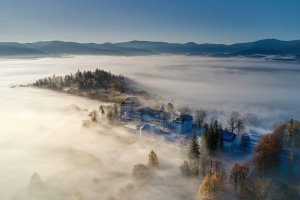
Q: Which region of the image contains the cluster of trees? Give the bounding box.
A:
[185,110,251,155]
[99,104,119,121]
[82,104,120,127]
[33,68,132,93]
[180,136,225,200]
[237,178,299,200]
[251,119,300,174]
[174,116,300,200]
[194,110,208,128]
[198,159,299,200]
[203,121,223,155]
[231,121,300,199]
[180,135,201,177]
[194,110,247,134]
[180,119,300,200]
[230,163,250,193]
[180,135,225,178]
[227,111,245,135]
[201,111,251,153]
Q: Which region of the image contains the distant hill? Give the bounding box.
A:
[0,39,299,60]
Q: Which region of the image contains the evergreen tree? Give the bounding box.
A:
[203,121,223,155]
[189,135,200,159]
[148,150,159,167]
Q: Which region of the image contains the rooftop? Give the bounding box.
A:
[220,130,236,142]
[176,114,193,122]
[137,107,162,118]
[121,97,139,106]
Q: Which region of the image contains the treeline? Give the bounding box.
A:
[33,68,132,93]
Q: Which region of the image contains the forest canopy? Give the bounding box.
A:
[31,68,148,103]
[33,68,132,93]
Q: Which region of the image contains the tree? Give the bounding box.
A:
[227,111,244,134]
[203,121,223,155]
[106,104,119,121]
[195,110,207,128]
[180,159,200,177]
[230,163,249,193]
[200,156,209,177]
[253,124,285,172]
[213,160,224,176]
[88,110,99,122]
[199,172,222,199]
[240,134,250,151]
[236,119,245,135]
[189,135,200,159]
[148,150,158,167]
[180,161,191,176]
[99,105,105,115]
[286,119,300,151]
[166,102,174,113]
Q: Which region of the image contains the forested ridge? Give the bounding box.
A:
[32,68,146,103]
[34,68,131,93]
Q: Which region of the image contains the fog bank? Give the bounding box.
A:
[0,55,300,199]
[2,55,300,125]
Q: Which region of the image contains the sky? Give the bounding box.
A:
[0,0,299,44]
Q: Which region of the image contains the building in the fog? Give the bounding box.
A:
[171,114,193,134]
[134,107,165,126]
[120,101,194,135]
[120,97,139,120]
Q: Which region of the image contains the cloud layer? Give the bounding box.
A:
[0,55,299,199]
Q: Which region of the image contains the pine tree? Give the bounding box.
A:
[189,135,200,159]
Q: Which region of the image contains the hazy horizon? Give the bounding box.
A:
[2,55,300,127]
[1,38,300,45]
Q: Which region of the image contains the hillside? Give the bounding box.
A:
[31,69,146,103]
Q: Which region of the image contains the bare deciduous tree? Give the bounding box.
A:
[195,109,208,128]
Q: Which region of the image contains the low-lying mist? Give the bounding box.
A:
[0,87,197,200]
[2,55,300,126]
[0,55,300,199]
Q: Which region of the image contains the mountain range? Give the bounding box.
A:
[1,39,299,60]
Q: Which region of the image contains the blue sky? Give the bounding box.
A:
[0,0,299,43]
